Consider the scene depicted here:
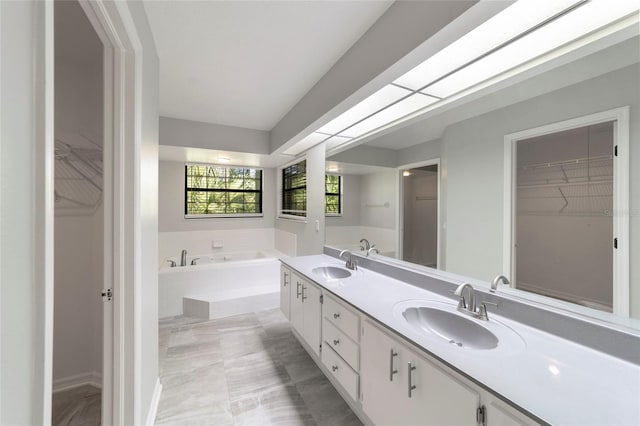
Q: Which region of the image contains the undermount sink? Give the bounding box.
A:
[403,307,499,350]
[312,266,352,280]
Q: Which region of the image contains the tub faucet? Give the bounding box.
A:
[366,246,379,257]
[491,274,510,292]
[180,249,187,267]
[359,238,371,251]
[454,283,476,315]
[339,250,357,270]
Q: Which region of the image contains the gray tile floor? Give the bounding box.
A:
[52,384,101,426]
[157,308,363,426]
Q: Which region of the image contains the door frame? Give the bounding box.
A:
[77,1,142,423]
[503,107,630,316]
[397,158,441,268]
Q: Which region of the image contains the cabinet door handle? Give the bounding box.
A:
[333,313,340,319]
[301,286,307,301]
[333,339,340,346]
[332,365,339,372]
[389,349,398,381]
[408,362,417,398]
[296,282,302,298]
[283,272,288,286]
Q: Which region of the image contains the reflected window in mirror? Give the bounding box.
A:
[281,159,307,218]
[325,174,342,216]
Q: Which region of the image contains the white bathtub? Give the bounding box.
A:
[159,250,282,319]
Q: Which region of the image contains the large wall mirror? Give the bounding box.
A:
[324,33,639,324]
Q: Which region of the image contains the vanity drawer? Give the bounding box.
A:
[322,317,359,371]
[321,344,359,401]
[323,294,360,342]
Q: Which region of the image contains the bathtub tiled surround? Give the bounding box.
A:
[156,309,362,426]
[281,253,640,425]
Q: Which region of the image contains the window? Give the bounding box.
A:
[325,174,342,215]
[185,164,262,217]
[281,160,306,217]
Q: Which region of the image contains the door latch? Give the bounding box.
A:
[102,288,113,302]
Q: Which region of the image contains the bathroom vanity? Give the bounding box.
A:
[279,253,640,426]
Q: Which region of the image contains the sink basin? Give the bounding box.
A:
[312,266,351,280]
[403,307,498,349]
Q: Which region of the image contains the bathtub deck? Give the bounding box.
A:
[184,289,280,320]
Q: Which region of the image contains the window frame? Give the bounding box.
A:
[279,158,307,221]
[183,163,264,219]
[325,174,343,217]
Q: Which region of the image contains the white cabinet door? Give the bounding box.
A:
[405,348,479,425]
[362,319,480,426]
[483,392,539,426]
[280,265,291,319]
[301,280,322,356]
[361,320,409,426]
[290,272,304,335]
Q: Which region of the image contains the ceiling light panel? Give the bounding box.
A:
[284,132,327,156]
[324,135,352,151]
[427,0,640,98]
[317,85,412,135]
[342,93,439,138]
[394,0,583,91]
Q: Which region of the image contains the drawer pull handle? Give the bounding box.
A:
[296,282,302,298]
[283,272,288,287]
[301,286,308,301]
[408,362,417,398]
[333,313,340,319]
[389,349,398,381]
[332,365,339,372]
[333,339,340,345]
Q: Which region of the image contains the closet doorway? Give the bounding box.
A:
[504,108,630,316]
[399,160,440,269]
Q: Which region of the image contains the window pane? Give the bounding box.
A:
[282,160,307,216]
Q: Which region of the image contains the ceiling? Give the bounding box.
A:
[144,0,393,131]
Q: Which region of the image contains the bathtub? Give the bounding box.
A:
[159,250,283,319]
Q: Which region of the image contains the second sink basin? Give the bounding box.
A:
[312,266,351,280]
[403,306,498,350]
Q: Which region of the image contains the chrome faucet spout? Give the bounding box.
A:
[339,250,357,270]
[359,238,370,251]
[454,283,476,313]
[491,274,510,292]
[180,249,188,267]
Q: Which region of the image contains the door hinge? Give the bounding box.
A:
[102,288,113,302]
[615,145,618,156]
[477,405,486,426]
[614,237,618,249]
[320,294,324,304]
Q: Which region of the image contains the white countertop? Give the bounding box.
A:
[281,254,640,426]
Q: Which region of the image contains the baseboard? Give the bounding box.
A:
[146,378,163,426]
[53,371,102,393]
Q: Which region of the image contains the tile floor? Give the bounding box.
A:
[156,308,363,426]
[52,384,101,426]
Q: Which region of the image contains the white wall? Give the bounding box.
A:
[275,143,326,256]
[127,1,161,423]
[0,1,54,423]
[158,161,276,232]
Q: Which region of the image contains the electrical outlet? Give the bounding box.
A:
[212,239,223,248]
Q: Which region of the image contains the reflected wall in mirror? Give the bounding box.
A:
[325,34,640,320]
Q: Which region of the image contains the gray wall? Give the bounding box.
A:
[403,170,438,267]
[158,161,276,231]
[160,116,270,154]
[275,143,326,255]
[326,174,362,227]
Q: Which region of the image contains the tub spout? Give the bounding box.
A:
[181,249,187,267]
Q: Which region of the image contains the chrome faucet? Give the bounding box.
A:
[491,274,510,292]
[359,238,370,251]
[454,282,497,321]
[180,249,187,267]
[339,250,358,270]
[366,246,379,257]
[455,283,476,314]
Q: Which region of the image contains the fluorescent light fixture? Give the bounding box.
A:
[317,85,412,135]
[342,94,439,138]
[284,132,327,156]
[324,135,351,151]
[327,165,340,172]
[394,0,582,91]
[403,170,412,177]
[427,0,640,98]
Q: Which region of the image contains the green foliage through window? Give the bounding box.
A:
[185,165,262,216]
[325,175,342,215]
[282,160,306,217]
